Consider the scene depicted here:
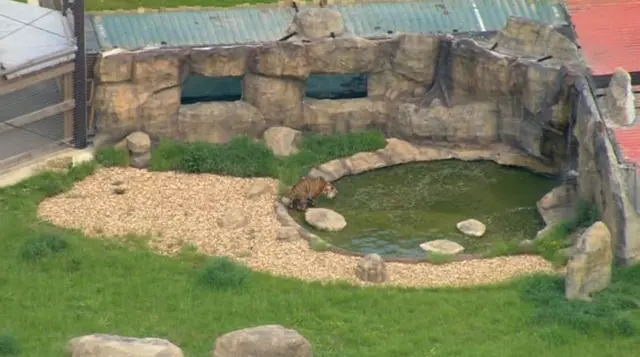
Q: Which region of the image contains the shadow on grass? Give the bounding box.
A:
[0,334,20,356]
[518,266,640,337]
[20,232,69,261]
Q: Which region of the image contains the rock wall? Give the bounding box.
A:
[572,76,640,266]
[93,17,583,166]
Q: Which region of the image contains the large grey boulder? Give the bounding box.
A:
[66,334,183,357]
[305,208,346,232]
[355,253,388,283]
[213,325,312,357]
[565,221,613,301]
[604,67,636,126]
[263,126,302,157]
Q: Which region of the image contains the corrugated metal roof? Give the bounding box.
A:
[92,7,295,49]
[0,0,76,78]
[565,0,640,76]
[84,14,101,54]
[91,0,569,50]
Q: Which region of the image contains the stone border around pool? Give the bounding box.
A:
[275,138,559,264]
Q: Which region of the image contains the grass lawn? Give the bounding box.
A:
[1,131,639,357]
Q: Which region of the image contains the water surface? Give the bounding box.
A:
[292,160,557,259]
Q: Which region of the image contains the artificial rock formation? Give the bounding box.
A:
[565,221,613,301]
[536,184,578,226]
[93,18,582,168]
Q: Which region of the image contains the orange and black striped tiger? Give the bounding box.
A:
[287,176,338,211]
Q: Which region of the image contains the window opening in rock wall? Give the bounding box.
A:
[180,73,243,104]
[305,73,368,100]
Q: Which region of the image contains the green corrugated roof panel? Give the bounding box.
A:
[93,7,296,49]
[474,0,568,30]
[91,0,570,50]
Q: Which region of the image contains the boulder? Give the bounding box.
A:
[178,102,266,144]
[285,8,345,40]
[125,131,152,154]
[263,127,302,157]
[66,334,183,357]
[212,325,312,357]
[355,253,387,283]
[246,180,274,199]
[565,221,613,301]
[277,227,299,242]
[536,184,578,226]
[131,152,152,169]
[305,208,346,232]
[420,240,464,255]
[456,219,486,237]
[604,67,636,126]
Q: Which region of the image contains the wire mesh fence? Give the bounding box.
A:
[0,70,75,169]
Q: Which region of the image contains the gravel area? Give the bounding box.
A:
[37,167,561,288]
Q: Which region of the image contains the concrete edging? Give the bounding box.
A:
[0,147,95,189]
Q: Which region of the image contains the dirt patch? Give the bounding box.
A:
[37,167,560,288]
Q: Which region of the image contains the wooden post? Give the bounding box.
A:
[63,72,74,141]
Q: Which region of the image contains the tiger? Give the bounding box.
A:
[287,176,338,211]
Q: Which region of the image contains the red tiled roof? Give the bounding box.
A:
[565,0,640,76]
[615,124,640,164]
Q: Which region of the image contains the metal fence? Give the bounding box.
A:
[0,64,76,169]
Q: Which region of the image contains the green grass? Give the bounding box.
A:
[533,199,601,266]
[85,0,280,11]
[0,335,20,357]
[0,160,639,357]
[94,146,131,167]
[149,130,387,186]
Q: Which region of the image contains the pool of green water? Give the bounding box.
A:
[292,160,558,259]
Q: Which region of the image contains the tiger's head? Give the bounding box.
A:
[321,180,338,199]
